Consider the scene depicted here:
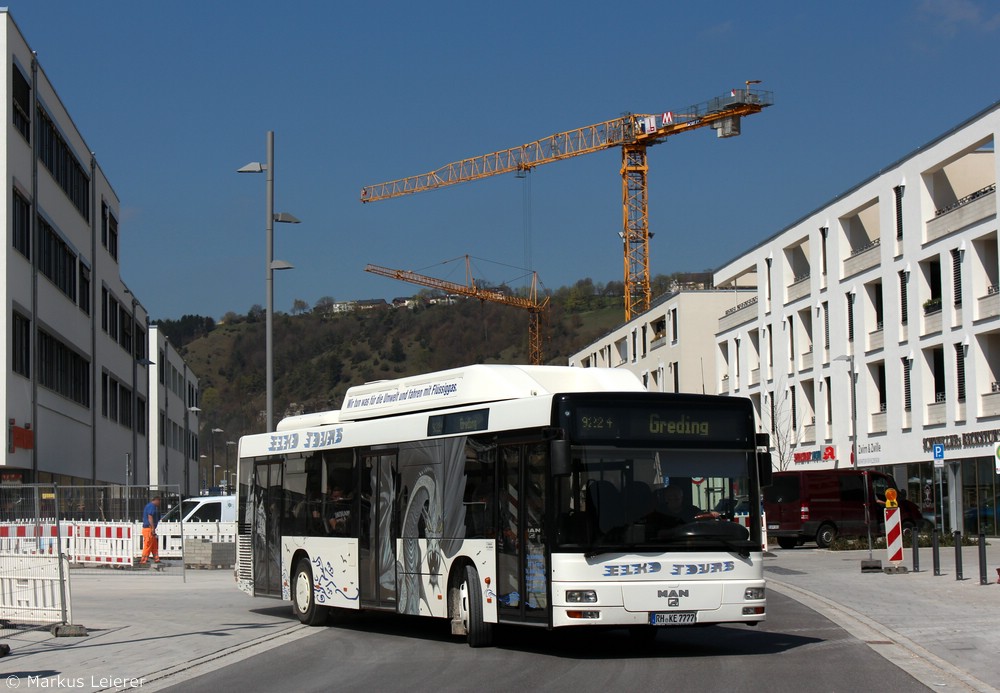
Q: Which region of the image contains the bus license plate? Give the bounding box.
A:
[649,611,696,626]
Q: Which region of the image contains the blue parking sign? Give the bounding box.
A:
[933,444,945,460]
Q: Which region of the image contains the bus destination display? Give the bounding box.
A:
[571,404,750,444]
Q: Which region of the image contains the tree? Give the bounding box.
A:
[247,304,265,322]
[291,299,309,315]
[314,296,335,312]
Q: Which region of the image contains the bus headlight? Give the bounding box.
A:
[566,590,598,603]
[744,587,765,600]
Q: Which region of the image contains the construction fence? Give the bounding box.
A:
[0,484,240,641]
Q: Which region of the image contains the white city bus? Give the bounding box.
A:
[235,364,771,646]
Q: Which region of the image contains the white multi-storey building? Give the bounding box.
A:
[572,101,1000,536]
[1,11,199,493]
[148,326,200,495]
[568,287,755,393]
[715,101,1000,536]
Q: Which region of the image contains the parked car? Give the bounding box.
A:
[160,495,236,523]
[764,469,924,549]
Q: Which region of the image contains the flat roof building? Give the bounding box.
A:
[1,11,199,493]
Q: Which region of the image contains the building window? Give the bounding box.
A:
[952,248,963,307]
[36,105,90,219]
[109,378,119,422]
[819,226,829,276]
[135,326,147,361]
[822,301,830,349]
[932,347,945,403]
[893,185,904,241]
[13,189,30,258]
[137,397,147,435]
[873,282,884,330]
[78,264,91,315]
[670,308,678,343]
[101,372,109,418]
[36,216,77,302]
[107,210,119,262]
[902,358,912,411]
[108,295,119,342]
[13,312,30,377]
[119,385,133,428]
[955,343,966,402]
[824,376,832,425]
[120,305,133,354]
[876,362,886,412]
[847,292,855,342]
[899,270,908,326]
[37,330,90,407]
[790,385,797,431]
[12,64,30,142]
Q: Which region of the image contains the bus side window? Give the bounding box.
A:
[463,440,494,539]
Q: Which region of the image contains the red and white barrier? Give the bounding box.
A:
[885,507,903,564]
[0,520,237,564]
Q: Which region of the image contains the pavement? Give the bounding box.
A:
[0,543,996,692]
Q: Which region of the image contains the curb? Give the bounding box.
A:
[768,578,999,693]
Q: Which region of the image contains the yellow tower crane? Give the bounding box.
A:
[365,259,549,365]
[361,82,773,321]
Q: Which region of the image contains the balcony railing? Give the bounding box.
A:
[933,182,996,217]
[843,237,881,277]
[719,295,759,331]
[927,184,996,243]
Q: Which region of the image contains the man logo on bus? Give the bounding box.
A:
[657,588,688,608]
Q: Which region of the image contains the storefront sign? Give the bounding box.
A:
[793,445,837,465]
[923,428,1000,453]
[857,441,883,467]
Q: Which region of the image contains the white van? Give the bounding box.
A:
[160,495,237,523]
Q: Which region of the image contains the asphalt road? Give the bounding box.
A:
[165,592,930,693]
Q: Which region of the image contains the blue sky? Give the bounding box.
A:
[9,1,1000,321]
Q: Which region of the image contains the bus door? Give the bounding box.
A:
[497,442,548,624]
[251,460,284,598]
[360,451,399,609]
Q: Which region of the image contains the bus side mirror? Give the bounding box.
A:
[757,452,773,487]
[551,438,571,476]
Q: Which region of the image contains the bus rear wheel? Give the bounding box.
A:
[459,565,494,648]
[292,557,329,626]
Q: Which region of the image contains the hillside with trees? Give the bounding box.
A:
[153,273,700,445]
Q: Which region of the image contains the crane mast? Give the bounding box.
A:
[364,259,549,365]
[361,84,773,320]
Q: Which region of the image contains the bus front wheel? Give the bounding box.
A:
[292,557,329,626]
[459,565,494,648]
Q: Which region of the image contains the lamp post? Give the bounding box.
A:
[199,455,208,492]
[238,131,300,432]
[226,441,236,494]
[213,465,221,487]
[835,353,872,559]
[210,428,223,490]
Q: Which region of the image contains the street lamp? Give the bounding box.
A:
[225,440,236,493]
[239,131,300,433]
[210,428,223,489]
[199,455,208,491]
[835,353,873,560]
[213,465,221,487]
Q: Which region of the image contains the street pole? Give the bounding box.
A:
[265,131,275,433]
[849,355,872,559]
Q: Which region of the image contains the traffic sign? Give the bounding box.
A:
[933,443,945,469]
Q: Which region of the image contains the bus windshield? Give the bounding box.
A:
[554,446,753,553]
